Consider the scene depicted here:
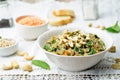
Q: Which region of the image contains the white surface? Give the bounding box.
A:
[0,0,120,79]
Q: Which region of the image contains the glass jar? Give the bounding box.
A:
[82,0,98,20]
[0,1,13,28]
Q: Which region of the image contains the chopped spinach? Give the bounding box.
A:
[86,40,93,47]
[74,47,79,52]
[79,49,84,54]
[51,40,56,44]
[52,47,57,51]
[89,48,96,55]
[44,44,52,51]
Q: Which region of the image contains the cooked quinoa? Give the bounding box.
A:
[44,30,106,56]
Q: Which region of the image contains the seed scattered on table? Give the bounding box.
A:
[109,46,116,53]
[87,22,106,30]
[88,23,93,27]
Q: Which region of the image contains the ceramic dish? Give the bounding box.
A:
[15,15,48,40]
[37,27,113,71]
[0,38,18,56]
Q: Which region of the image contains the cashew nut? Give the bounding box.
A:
[22,64,33,72]
[2,64,13,70]
[112,64,120,69]
[18,51,27,56]
[24,54,34,61]
[11,61,19,69]
[115,58,120,63]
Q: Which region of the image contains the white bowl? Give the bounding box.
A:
[0,38,18,57]
[15,15,48,40]
[37,27,113,71]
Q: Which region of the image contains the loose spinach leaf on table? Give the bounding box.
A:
[32,60,50,70]
[105,21,120,33]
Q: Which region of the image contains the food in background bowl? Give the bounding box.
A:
[37,27,113,71]
[15,15,48,40]
[49,16,73,26]
[0,38,15,48]
[44,30,106,56]
[52,9,75,18]
[48,9,75,26]
[16,15,45,26]
[0,38,18,56]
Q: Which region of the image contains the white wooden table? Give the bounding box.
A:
[0,0,120,80]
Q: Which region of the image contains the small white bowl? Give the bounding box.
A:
[37,27,113,71]
[0,38,18,57]
[15,15,48,40]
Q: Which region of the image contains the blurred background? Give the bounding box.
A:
[0,0,120,28]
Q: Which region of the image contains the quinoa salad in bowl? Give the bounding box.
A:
[37,27,113,71]
[44,30,106,56]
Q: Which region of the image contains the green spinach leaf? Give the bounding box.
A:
[32,60,50,70]
[105,21,120,33]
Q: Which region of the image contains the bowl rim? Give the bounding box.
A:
[37,27,113,58]
[15,15,48,28]
[0,38,18,49]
